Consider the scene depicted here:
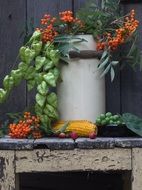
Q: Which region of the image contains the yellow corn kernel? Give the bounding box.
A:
[52,120,97,137]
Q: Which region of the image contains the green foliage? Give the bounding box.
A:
[0,31,61,135]
[54,35,87,57]
[122,113,142,136]
[77,0,120,38]
[0,120,9,137]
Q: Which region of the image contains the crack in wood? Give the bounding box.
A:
[0,157,5,179]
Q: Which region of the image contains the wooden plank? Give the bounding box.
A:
[0,150,16,190]
[132,148,142,190]
[16,148,131,173]
[0,0,27,120]
[26,0,72,108]
[120,3,142,116]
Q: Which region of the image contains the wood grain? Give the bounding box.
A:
[0,0,27,120]
[0,150,16,190]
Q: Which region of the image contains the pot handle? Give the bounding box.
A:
[69,50,102,59]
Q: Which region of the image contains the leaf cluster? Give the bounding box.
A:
[77,0,120,38]
[0,31,61,135]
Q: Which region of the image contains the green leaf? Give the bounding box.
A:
[49,68,60,81]
[49,50,60,65]
[122,113,142,136]
[35,103,43,115]
[18,62,28,72]
[100,50,108,61]
[11,69,23,86]
[43,59,54,71]
[47,92,57,108]
[37,81,49,96]
[3,76,14,91]
[36,93,46,107]
[54,122,69,134]
[44,104,59,120]
[35,73,43,85]
[111,61,119,66]
[3,75,10,89]
[35,56,46,71]
[43,72,56,87]
[24,48,36,64]
[19,46,26,62]
[110,66,115,82]
[31,41,42,56]
[0,89,7,103]
[39,114,52,134]
[100,64,111,78]
[29,31,41,42]
[24,66,36,80]
[98,56,109,70]
[27,79,36,91]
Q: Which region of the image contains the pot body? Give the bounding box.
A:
[57,35,105,123]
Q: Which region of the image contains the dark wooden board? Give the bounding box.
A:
[120,3,142,117]
[0,0,27,121]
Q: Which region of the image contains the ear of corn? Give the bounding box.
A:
[52,120,97,137]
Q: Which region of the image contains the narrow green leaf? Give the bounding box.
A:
[110,66,115,82]
[111,61,119,66]
[98,56,109,70]
[54,122,69,134]
[100,64,111,78]
[100,50,108,61]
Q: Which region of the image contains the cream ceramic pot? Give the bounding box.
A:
[57,35,105,123]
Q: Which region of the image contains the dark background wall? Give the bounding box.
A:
[0,0,142,118]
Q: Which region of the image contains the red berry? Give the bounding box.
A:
[89,132,96,139]
[70,132,78,140]
[58,133,66,138]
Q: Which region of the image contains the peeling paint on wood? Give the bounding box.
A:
[15,148,131,173]
[0,151,16,190]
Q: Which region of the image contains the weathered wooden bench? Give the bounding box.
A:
[0,137,142,190]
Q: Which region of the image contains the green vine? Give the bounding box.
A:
[0,31,60,134]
